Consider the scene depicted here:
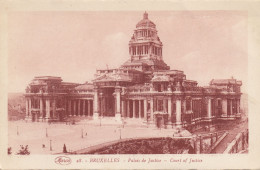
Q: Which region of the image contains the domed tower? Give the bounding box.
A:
[129,11,162,61]
[122,12,169,72]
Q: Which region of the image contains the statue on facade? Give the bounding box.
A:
[176,81,181,91]
[25,86,31,93]
[39,87,44,94]
[167,84,172,92]
[121,87,126,95]
[149,83,154,91]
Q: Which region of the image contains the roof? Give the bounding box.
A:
[210,79,242,85]
[122,59,169,69]
[61,82,80,86]
[34,76,62,81]
[154,70,184,75]
[151,75,169,82]
[136,12,156,29]
[75,83,94,90]
[127,83,150,89]
[94,73,132,82]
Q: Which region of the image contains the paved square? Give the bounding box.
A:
[8,120,187,154]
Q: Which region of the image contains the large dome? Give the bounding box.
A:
[136,12,156,28]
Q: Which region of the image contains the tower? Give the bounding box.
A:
[122,12,169,72]
[129,11,163,61]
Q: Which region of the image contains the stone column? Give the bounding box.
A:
[230,99,233,115]
[103,97,106,116]
[73,100,76,116]
[144,99,147,121]
[127,100,130,118]
[78,99,81,116]
[199,99,202,118]
[176,98,182,127]
[88,100,91,116]
[139,100,142,118]
[190,99,193,111]
[133,100,136,118]
[237,99,240,114]
[40,98,43,119]
[53,99,56,119]
[163,99,167,112]
[68,100,72,116]
[93,88,99,120]
[150,98,154,121]
[183,100,186,113]
[168,98,172,120]
[46,99,50,119]
[25,99,29,118]
[208,98,212,119]
[222,99,227,116]
[28,98,32,119]
[115,88,121,121]
[83,100,86,116]
[192,99,196,118]
[100,96,104,117]
[121,100,125,117]
[64,98,67,118]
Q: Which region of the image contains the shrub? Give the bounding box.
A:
[8,147,12,155]
[17,145,30,155]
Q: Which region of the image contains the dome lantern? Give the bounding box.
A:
[143,11,148,19]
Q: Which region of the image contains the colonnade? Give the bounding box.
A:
[24,95,241,123]
[116,97,182,125]
[129,45,162,56]
[221,98,240,116]
[25,97,94,121]
[68,99,93,116]
[25,98,54,120]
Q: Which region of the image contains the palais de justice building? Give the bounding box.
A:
[24,12,242,127]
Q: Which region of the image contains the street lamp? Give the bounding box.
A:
[46,128,48,137]
[50,139,52,151]
[119,128,121,140]
[81,128,83,138]
[122,118,125,128]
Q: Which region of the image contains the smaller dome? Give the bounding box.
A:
[136,12,156,28]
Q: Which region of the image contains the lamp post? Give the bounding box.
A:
[81,128,83,138]
[50,139,52,151]
[17,126,19,136]
[46,128,48,137]
[119,128,121,140]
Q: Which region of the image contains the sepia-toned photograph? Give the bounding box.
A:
[7,10,249,156]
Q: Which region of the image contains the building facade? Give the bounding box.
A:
[24,12,242,127]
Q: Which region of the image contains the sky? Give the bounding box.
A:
[8,11,247,93]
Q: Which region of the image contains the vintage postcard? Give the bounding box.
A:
[0,0,260,169]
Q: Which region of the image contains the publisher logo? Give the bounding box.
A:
[55,156,72,165]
